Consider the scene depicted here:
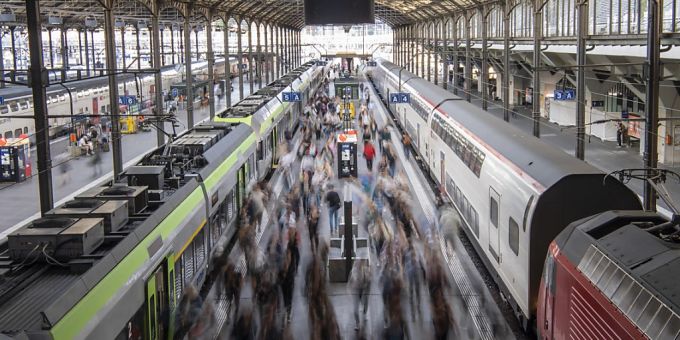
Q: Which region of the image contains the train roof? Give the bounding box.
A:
[0,122,251,335]
[557,211,680,334]
[377,59,603,192]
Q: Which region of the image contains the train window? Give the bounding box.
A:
[4,131,12,139]
[23,127,28,134]
[9,101,19,112]
[257,141,263,160]
[522,195,534,231]
[508,217,519,255]
[469,206,479,237]
[59,95,66,102]
[19,101,29,110]
[14,129,22,137]
[0,105,7,114]
[490,196,499,228]
[77,91,83,98]
[654,312,680,340]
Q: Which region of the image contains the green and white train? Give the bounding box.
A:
[0,60,327,340]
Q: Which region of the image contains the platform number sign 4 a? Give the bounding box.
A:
[390,92,410,104]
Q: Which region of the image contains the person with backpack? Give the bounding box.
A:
[324,184,341,235]
[379,126,391,153]
[402,131,412,161]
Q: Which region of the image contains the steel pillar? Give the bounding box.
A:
[503,6,510,121]
[194,29,199,60]
[434,22,439,85]
[223,20,231,108]
[120,27,126,70]
[237,20,244,100]
[575,0,588,159]
[84,28,90,76]
[441,22,447,88]
[11,27,18,71]
[420,26,425,78]
[275,26,280,79]
[48,28,54,68]
[78,29,83,69]
[248,23,254,93]
[61,27,68,80]
[179,27,184,64]
[0,28,4,89]
[184,10,194,128]
[465,15,472,102]
[151,13,165,146]
[26,0,54,213]
[207,18,215,120]
[103,1,123,181]
[644,0,662,211]
[453,18,459,95]
[481,11,488,111]
[532,2,542,137]
[90,30,95,71]
[256,24,262,89]
[170,26,175,64]
[264,25,270,84]
[135,26,141,69]
[160,27,165,66]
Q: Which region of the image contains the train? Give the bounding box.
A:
[367,59,670,335]
[0,57,240,142]
[0,60,326,339]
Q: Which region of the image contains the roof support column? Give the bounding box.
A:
[0,28,5,88]
[151,9,165,147]
[427,23,432,82]
[61,27,68,80]
[434,22,440,85]
[47,28,54,68]
[420,25,425,78]
[275,26,280,78]
[103,0,123,181]
[26,0,54,213]
[194,28,199,61]
[223,16,231,108]
[481,9,488,111]
[408,26,413,73]
[90,30,95,72]
[248,22,254,94]
[465,14,472,102]
[237,19,244,101]
[257,23,262,89]
[207,17,215,120]
[532,0,543,137]
[264,24,270,84]
[120,26,126,70]
[78,29,83,71]
[269,25,275,81]
[297,30,301,66]
[184,6,194,128]
[503,4,510,121]
[441,22,447,89]
[160,26,165,66]
[284,28,289,72]
[84,28,90,77]
[135,25,141,69]
[179,25,184,64]
[452,18,458,95]
[643,0,662,211]
[575,0,588,159]
[170,25,175,64]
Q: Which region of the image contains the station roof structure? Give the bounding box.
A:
[1,0,469,29]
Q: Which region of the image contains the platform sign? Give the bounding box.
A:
[282,92,302,102]
[621,110,629,119]
[390,92,410,104]
[554,89,575,101]
[118,95,137,106]
[171,88,178,97]
[0,96,4,105]
[366,61,377,67]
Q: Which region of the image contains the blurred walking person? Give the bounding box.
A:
[349,260,372,330]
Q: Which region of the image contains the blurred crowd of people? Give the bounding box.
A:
[172,69,467,340]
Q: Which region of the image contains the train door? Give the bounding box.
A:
[440,151,446,188]
[236,164,246,211]
[488,187,501,262]
[145,263,169,339]
[271,127,278,168]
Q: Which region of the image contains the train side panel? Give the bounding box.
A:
[538,244,646,340]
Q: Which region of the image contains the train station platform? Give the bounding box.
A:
[0,81,258,236]
[454,85,680,215]
[189,75,521,340]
